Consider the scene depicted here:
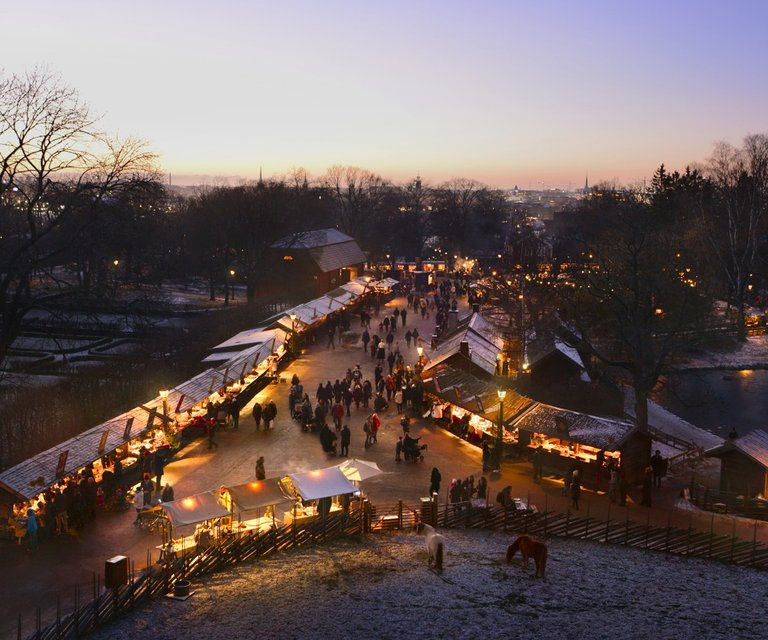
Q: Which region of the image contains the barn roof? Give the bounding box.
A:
[422,312,504,377]
[421,363,532,426]
[705,429,768,469]
[271,228,354,249]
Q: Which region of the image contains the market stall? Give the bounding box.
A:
[221,478,292,534]
[280,467,358,525]
[160,491,232,556]
[511,403,644,485]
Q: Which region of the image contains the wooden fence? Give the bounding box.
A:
[20,510,364,640]
[368,498,768,570]
[21,497,768,640]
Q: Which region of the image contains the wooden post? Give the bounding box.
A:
[645,512,650,549]
[604,503,611,543]
[585,502,591,538]
[624,509,629,545]
[730,519,736,562]
[752,520,758,564]
[397,500,403,530]
[665,510,671,552]
[73,587,79,636]
[707,514,714,559]
[544,493,549,536]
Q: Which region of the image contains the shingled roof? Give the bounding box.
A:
[272,229,366,273]
[705,429,768,469]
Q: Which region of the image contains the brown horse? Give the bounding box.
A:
[506,535,547,579]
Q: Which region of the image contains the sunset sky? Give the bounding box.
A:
[5,0,768,189]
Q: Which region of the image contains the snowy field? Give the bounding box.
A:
[92,529,767,640]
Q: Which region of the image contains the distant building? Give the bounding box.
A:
[705,429,768,498]
[265,229,366,298]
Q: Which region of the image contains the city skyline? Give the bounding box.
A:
[5,0,768,188]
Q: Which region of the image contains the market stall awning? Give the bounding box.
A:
[511,403,636,451]
[285,467,357,501]
[340,280,368,296]
[421,363,533,426]
[162,491,231,527]
[224,478,292,512]
[335,458,384,482]
[0,405,167,501]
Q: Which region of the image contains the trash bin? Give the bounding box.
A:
[104,555,128,589]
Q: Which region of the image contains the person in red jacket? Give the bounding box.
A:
[331,400,345,431]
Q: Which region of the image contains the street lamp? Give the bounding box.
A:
[496,388,507,472]
[416,345,424,373]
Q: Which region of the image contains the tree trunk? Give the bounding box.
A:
[634,386,649,433]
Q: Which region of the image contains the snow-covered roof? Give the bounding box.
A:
[271,228,355,249]
[0,405,167,500]
[527,335,586,372]
[422,364,532,425]
[422,313,504,376]
[211,328,285,352]
[705,429,768,469]
[511,403,636,451]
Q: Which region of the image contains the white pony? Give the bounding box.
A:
[414,521,444,571]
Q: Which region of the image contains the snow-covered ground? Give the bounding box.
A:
[92,529,767,640]
[678,333,768,370]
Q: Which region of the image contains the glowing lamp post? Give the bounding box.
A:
[416,345,424,374]
[496,388,507,472]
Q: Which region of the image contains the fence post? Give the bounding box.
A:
[752,520,758,564]
[585,502,590,538]
[645,512,650,549]
[73,587,79,636]
[93,571,99,626]
[730,519,736,562]
[35,607,41,639]
[707,514,714,559]
[624,509,629,545]
[17,614,21,640]
[665,510,671,553]
[398,501,403,530]
[604,503,610,543]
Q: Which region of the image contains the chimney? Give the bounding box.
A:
[459,340,470,358]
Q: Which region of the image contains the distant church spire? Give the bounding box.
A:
[584,174,589,193]
[259,166,263,184]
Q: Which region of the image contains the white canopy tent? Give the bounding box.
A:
[224,478,292,513]
[161,491,231,527]
[335,458,385,483]
[284,467,357,501]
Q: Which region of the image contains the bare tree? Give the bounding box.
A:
[0,69,159,366]
[321,165,389,242]
[701,134,768,339]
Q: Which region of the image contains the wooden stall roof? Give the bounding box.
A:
[511,403,636,451]
[0,405,166,500]
[210,328,287,353]
[423,313,504,377]
[145,368,223,415]
[705,429,768,469]
[422,364,533,426]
